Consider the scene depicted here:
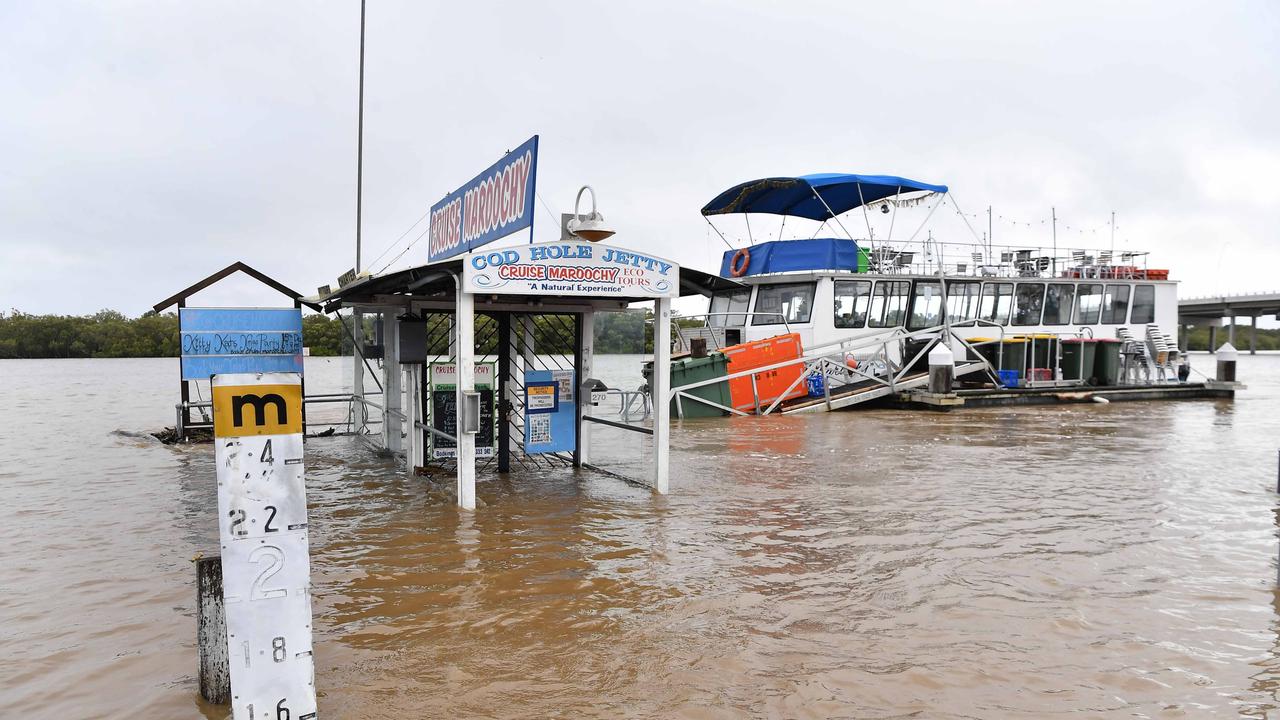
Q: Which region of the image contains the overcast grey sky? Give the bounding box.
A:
[2,1,1276,315]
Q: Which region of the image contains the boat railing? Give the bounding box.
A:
[815,237,1161,281]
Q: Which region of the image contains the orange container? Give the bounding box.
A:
[721,333,807,411]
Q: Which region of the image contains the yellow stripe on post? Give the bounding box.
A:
[212,383,303,437]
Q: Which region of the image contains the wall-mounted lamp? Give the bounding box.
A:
[563,185,616,242]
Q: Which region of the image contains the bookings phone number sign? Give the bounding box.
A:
[428,135,538,263]
[463,241,679,298]
[213,372,317,720]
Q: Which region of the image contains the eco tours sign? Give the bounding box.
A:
[428,135,539,262]
[463,241,679,298]
[212,372,317,720]
[180,308,304,381]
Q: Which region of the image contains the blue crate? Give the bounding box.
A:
[998,369,1021,388]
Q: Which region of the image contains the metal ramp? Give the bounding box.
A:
[780,361,988,414]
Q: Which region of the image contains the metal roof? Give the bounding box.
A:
[153,260,321,313]
[319,258,744,312]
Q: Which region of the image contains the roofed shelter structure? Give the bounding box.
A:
[154,261,320,438]
[320,241,741,507]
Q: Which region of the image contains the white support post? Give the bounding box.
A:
[652,297,671,494]
[404,364,419,469]
[456,287,477,510]
[579,310,595,465]
[352,309,365,433]
[383,313,403,454]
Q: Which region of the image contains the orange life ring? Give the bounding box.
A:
[729,248,751,277]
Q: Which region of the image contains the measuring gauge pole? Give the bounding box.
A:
[212,372,317,720]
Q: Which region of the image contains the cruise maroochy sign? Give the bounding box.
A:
[428,135,538,263]
[462,241,679,298]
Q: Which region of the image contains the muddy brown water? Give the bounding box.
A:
[2,354,1279,718]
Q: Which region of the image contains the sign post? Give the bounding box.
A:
[212,372,317,720]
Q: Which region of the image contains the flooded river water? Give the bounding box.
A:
[2,354,1280,718]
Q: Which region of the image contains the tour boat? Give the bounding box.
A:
[666,173,1189,415]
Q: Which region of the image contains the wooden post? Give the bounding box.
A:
[196,556,229,704]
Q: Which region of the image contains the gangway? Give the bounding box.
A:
[663,323,1000,417]
[780,361,989,414]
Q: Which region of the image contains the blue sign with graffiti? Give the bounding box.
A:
[179,307,304,380]
[428,135,539,263]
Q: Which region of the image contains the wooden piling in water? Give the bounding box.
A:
[196,556,230,704]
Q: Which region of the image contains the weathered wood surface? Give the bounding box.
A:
[196,556,229,704]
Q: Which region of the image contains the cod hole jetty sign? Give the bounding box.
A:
[213,372,317,720]
[463,240,679,298]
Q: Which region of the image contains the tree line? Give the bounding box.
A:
[5,308,1273,359]
[0,309,659,359]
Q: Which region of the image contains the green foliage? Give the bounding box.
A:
[1184,324,1280,352]
[0,309,352,359]
[0,306,710,359]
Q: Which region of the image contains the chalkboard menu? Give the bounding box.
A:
[426,363,495,459]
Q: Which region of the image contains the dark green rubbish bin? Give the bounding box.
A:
[1093,338,1123,386]
[643,352,732,418]
[1061,338,1098,382]
[998,338,1028,372]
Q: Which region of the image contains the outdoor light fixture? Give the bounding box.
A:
[566,185,615,242]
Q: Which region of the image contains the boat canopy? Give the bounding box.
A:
[719,238,867,278]
[701,173,948,221]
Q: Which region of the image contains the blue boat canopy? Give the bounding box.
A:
[701,173,948,221]
[719,238,868,278]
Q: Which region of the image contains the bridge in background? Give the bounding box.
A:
[1179,291,1280,353]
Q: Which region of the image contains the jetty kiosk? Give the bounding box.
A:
[317,238,734,505]
[317,135,735,505]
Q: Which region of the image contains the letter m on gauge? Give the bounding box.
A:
[212,372,304,437]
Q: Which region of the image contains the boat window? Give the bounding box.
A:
[908,281,944,330]
[1074,284,1103,324]
[752,282,816,326]
[1043,283,1075,325]
[868,281,911,328]
[708,288,751,327]
[946,281,982,323]
[1102,284,1131,324]
[833,280,872,329]
[1131,284,1155,324]
[978,282,1013,325]
[1012,283,1045,326]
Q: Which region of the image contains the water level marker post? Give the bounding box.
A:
[211,372,318,719]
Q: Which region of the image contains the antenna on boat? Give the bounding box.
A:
[987,205,993,263]
[1110,211,1116,256]
[1051,206,1058,277]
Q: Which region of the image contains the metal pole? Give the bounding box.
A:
[576,311,594,466]
[355,0,366,271]
[1051,206,1057,278]
[456,286,476,509]
[652,297,672,494]
[987,205,993,262]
